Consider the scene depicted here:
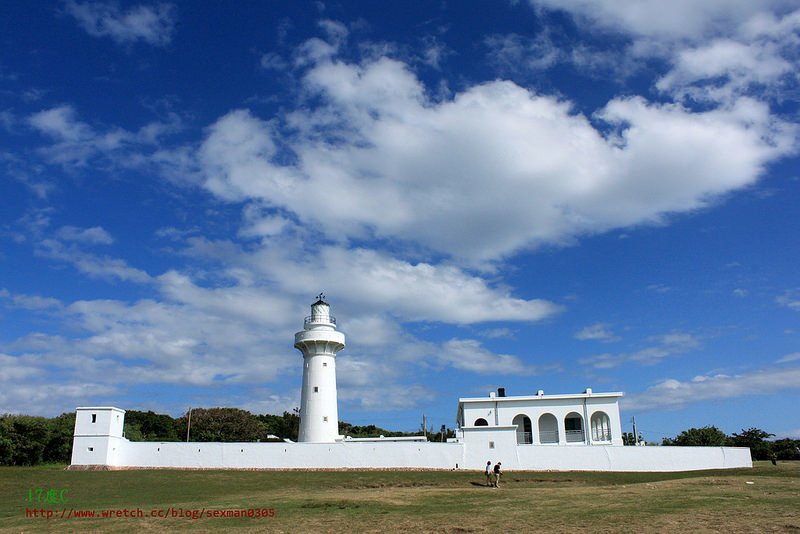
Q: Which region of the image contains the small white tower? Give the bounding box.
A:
[70,407,126,467]
[295,295,346,443]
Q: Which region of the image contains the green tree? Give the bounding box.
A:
[772,438,800,460]
[622,432,638,446]
[258,411,300,441]
[728,428,774,461]
[663,426,728,446]
[0,417,16,465]
[427,426,456,443]
[124,410,179,441]
[123,422,145,441]
[43,413,75,463]
[339,421,411,438]
[0,415,50,465]
[176,408,265,442]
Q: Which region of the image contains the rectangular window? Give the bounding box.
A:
[313,386,319,392]
[87,447,94,452]
[489,441,495,449]
[91,414,97,423]
[322,362,327,367]
[323,416,328,422]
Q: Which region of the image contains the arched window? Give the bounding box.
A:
[591,411,612,442]
[565,412,585,443]
[512,414,533,444]
[538,413,558,444]
[474,418,488,426]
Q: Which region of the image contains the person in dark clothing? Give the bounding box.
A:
[493,462,502,487]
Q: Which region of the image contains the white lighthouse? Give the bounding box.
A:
[295,295,346,443]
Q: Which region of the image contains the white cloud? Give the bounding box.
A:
[156,270,296,328]
[529,2,800,105]
[339,383,436,411]
[28,105,182,167]
[10,294,64,311]
[65,1,176,46]
[56,225,114,245]
[656,30,799,104]
[12,295,299,389]
[530,0,793,44]
[238,391,300,418]
[195,52,795,266]
[580,332,700,369]
[419,36,451,70]
[317,19,348,45]
[575,322,620,342]
[0,352,119,415]
[178,237,562,325]
[37,238,151,283]
[484,33,561,72]
[659,38,790,87]
[12,212,149,284]
[438,339,536,375]
[260,52,287,71]
[623,365,800,411]
[777,289,800,311]
[481,328,515,340]
[28,105,93,142]
[777,352,800,364]
[484,31,636,80]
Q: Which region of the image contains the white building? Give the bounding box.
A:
[70,298,752,472]
[458,388,624,448]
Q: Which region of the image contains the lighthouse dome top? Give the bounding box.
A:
[304,294,336,328]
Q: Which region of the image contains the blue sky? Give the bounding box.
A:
[1,1,799,442]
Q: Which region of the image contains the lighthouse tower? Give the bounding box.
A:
[295,295,346,443]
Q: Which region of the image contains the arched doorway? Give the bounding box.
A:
[474,418,488,426]
[565,412,585,443]
[513,414,532,444]
[591,411,611,442]
[538,413,558,444]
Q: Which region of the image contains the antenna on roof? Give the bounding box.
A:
[316,291,325,301]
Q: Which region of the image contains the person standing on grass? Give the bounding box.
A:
[485,461,493,486]
[493,462,502,487]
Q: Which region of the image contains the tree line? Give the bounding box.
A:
[0,408,430,466]
[3,411,798,466]
[623,425,800,461]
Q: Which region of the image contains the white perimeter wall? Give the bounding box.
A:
[460,427,752,471]
[69,407,751,472]
[110,440,464,469]
[71,435,751,472]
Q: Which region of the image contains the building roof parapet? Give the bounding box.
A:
[458,391,623,404]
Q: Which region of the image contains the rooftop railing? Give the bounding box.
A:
[304,315,336,327]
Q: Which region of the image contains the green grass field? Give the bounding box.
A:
[1,462,798,533]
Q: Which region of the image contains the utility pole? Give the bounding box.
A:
[631,416,638,446]
[186,408,192,442]
[422,414,427,439]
